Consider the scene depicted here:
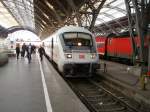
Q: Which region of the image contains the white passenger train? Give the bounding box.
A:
[43,26,100,77]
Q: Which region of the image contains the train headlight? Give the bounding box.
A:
[91,54,96,59]
[66,54,72,58]
[78,42,82,46]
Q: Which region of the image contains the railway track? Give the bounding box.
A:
[66,77,141,112]
[46,56,141,112]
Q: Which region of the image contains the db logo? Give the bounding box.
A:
[79,54,85,59]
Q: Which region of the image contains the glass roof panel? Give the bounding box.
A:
[0,0,128,35]
[100,8,110,13]
[95,0,126,26]
[1,0,35,29]
[0,2,19,28]
[95,16,112,25]
[111,0,124,6]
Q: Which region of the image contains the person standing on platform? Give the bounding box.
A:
[26,43,33,63]
[21,43,26,57]
[15,43,20,60]
[38,45,45,61]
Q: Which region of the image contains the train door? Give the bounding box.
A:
[104,37,108,59]
[107,38,115,56]
[51,38,54,61]
[96,36,106,58]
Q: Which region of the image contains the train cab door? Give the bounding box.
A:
[51,38,54,61]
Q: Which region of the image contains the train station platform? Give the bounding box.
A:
[0,54,89,112]
[98,60,150,110]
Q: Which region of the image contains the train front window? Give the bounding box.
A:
[63,33,93,47]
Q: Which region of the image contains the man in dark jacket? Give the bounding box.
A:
[21,43,26,57]
[15,43,20,59]
[26,43,33,63]
[38,45,45,61]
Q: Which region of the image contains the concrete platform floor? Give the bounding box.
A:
[98,60,150,109]
[0,54,89,112]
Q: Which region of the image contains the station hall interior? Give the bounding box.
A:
[0,0,150,112]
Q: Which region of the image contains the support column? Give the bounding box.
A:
[124,0,150,90]
[89,0,106,31]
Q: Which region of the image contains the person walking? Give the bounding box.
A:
[21,43,26,57]
[15,43,20,60]
[38,45,45,61]
[26,43,33,63]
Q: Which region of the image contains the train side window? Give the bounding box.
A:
[96,42,104,47]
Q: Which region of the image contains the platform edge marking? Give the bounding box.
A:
[38,54,53,112]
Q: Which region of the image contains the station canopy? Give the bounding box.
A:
[0,0,127,38]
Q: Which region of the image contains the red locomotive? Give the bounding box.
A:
[96,32,148,65]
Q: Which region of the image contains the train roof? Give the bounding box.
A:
[56,26,92,35]
[107,31,137,38]
[96,31,137,38]
[43,26,93,42]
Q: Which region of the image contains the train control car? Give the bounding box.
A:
[43,26,100,77]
